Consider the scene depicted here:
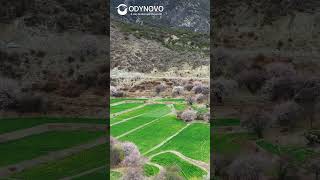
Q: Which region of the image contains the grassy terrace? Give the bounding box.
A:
[147,123,210,163]
[111,105,171,137]
[151,152,207,179]
[110,102,143,114]
[0,117,105,134]
[143,164,159,177]
[120,115,186,153]
[11,145,107,180]
[0,130,104,167]
[110,104,168,124]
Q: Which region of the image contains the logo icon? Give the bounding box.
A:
[117,4,128,16]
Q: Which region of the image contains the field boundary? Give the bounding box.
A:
[149,151,209,172]
[144,124,190,155]
[116,114,170,139]
[0,137,106,178]
[59,166,106,180]
[111,104,146,117]
[110,113,146,127]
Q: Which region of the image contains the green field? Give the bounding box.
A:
[110,103,143,114]
[0,130,104,167]
[0,117,105,134]
[110,104,168,124]
[120,115,186,153]
[143,164,160,176]
[111,98,147,104]
[111,98,210,178]
[111,105,171,137]
[147,123,210,162]
[72,168,107,180]
[151,152,207,179]
[11,145,107,180]
[110,171,122,180]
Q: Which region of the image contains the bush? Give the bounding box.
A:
[262,76,302,101]
[110,144,124,168]
[186,96,194,105]
[0,77,20,110]
[212,78,238,104]
[123,167,144,180]
[16,94,48,113]
[79,35,98,57]
[181,109,197,122]
[265,62,296,78]
[172,86,184,96]
[241,108,270,138]
[155,84,166,95]
[195,93,206,103]
[156,166,183,180]
[192,84,204,94]
[110,86,125,97]
[273,101,302,128]
[122,142,142,167]
[237,69,267,93]
[184,83,193,91]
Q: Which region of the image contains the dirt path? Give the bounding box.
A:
[116,114,170,139]
[111,75,209,81]
[111,104,146,117]
[0,123,106,143]
[143,124,190,155]
[59,166,106,180]
[149,150,209,172]
[111,113,145,126]
[0,137,107,178]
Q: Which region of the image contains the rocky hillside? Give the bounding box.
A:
[110,20,209,73]
[111,0,210,32]
[212,0,320,54]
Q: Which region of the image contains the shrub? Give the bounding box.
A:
[262,76,302,101]
[79,35,98,57]
[195,93,206,103]
[265,62,296,78]
[273,101,302,128]
[15,94,48,113]
[192,84,203,94]
[156,166,183,180]
[181,109,197,122]
[122,142,142,167]
[123,167,144,180]
[228,155,269,180]
[110,86,125,97]
[237,69,267,93]
[184,83,193,91]
[155,84,166,95]
[0,77,20,110]
[241,108,270,138]
[186,96,194,105]
[212,78,238,104]
[110,144,124,168]
[172,86,184,96]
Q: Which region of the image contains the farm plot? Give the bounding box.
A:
[0,117,105,134]
[111,104,167,124]
[110,102,144,114]
[151,152,207,179]
[119,115,186,153]
[11,145,107,180]
[0,130,104,167]
[111,98,210,179]
[147,123,210,163]
[111,104,171,137]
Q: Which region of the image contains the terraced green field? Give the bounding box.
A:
[11,145,107,180]
[143,164,160,176]
[110,102,143,114]
[111,98,210,179]
[151,152,207,179]
[0,117,105,134]
[120,115,186,153]
[147,123,210,163]
[0,130,104,167]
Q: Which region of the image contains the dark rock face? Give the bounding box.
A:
[111,0,210,32]
[0,0,108,34]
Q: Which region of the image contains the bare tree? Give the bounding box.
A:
[155,84,166,96]
[273,101,302,128]
[241,108,270,138]
[228,155,268,180]
[181,109,197,122]
[172,86,184,96]
[122,167,144,180]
